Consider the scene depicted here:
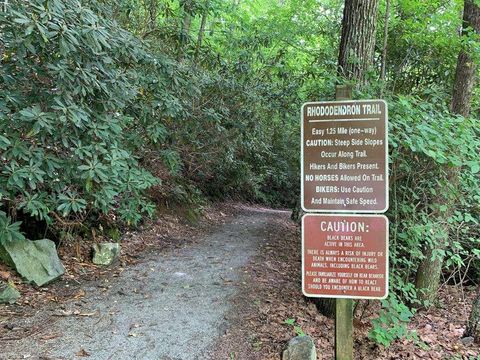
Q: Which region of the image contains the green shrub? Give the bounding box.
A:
[387,94,480,304]
[0,0,158,232]
[365,94,480,345]
[369,294,416,347]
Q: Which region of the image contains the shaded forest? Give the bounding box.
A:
[1,0,480,350]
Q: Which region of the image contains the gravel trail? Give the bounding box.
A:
[1,207,289,360]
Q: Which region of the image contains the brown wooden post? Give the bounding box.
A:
[335,84,353,360]
[335,84,352,101]
[335,298,353,360]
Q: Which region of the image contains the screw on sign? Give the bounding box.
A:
[301,100,388,213]
[302,214,389,300]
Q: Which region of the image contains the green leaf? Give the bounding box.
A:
[0,135,11,150]
[0,214,26,244]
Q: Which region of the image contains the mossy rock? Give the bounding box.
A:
[0,282,20,304]
[283,336,316,360]
[0,239,65,287]
[92,243,121,266]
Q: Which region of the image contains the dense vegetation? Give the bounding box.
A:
[1,0,479,346]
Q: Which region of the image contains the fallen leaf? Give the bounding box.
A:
[75,348,90,357]
[0,271,11,280]
[73,289,86,299]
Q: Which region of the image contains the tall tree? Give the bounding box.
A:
[465,287,480,340]
[452,0,480,340]
[195,0,209,62]
[415,0,480,305]
[315,0,380,319]
[178,0,193,61]
[451,0,480,116]
[337,0,381,82]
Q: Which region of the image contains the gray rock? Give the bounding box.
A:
[92,243,121,266]
[283,336,317,360]
[0,282,20,304]
[460,336,475,346]
[0,239,65,287]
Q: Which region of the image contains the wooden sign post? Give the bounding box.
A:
[300,86,389,360]
[336,297,353,360]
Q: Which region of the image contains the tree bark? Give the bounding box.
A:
[414,160,462,305]
[148,0,158,31]
[465,287,480,340]
[414,236,447,304]
[337,0,380,82]
[195,1,209,62]
[451,0,480,117]
[380,0,390,95]
[313,297,336,319]
[414,167,458,305]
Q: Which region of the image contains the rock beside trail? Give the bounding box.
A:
[0,239,65,287]
[282,336,317,360]
[460,336,475,346]
[0,282,20,304]
[92,243,120,266]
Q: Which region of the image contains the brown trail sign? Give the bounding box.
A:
[301,100,388,213]
[300,97,389,360]
[302,214,388,299]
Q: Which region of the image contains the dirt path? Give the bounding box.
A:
[0,206,290,360]
[2,205,479,359]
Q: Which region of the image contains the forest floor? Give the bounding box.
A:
[0,204,479,359]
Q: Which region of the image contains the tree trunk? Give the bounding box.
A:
[452,0,480,339]
[195,1,209,62]
[415,165,460,305]
[465,287,480,340]
[415,0,479,305]
[414,239,447,304]
[313,297,336,319]
[313,1,380,319]
[337,0,380,82]
[451,0,480,117]
[380,0,390,95]
[148,0,158,31]
[177,1,192,61]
